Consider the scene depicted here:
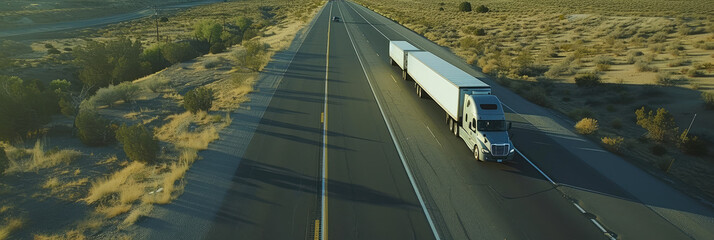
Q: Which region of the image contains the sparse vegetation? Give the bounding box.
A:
[602,136,624,153]
[636,107,678,142]
[574,72,601,87]
[458,2,471,12]
[0,147,8,175]
[75,108,115,146]
[115,124,159,164]
[703,92,714,109]
[0,76,59,142]
[575,118,599,135]
[183,87,214,114]
[234,40,269,71]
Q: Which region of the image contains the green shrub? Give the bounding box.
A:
[184,87,214,114]
[635,107,678,142]
[575,118,598,135]
[475,28,486,36]
[596,63,611,71]
[162,42,199,64]
[679,133,707,156]
[458,2,472,12]
[116,82,141,102]
[0,147,8,175]
[210,42,226,54]
[475,5,490,13]
[655,73,676,86]
[0,76,58,142]
[235,40,268,71]
[635,60,658,72]
[75,108,115,146]
[687,69,703,77]
[142,77,170,93]
[115,124,159,164]
[141,43,170,73]
[74,38,143,88]
[602,136,624,152]
[574,72,601,87]
[703,92,714,109]
[194,20,223,45]
[90,85,123,107]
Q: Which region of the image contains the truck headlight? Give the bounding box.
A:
[481,148,490,154]
[509,148,515,153]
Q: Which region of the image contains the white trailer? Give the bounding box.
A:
[389,41,422,79]
[406,51,491,120]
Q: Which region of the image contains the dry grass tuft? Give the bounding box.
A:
[6,140,82,173]
[33,230,86,240]
[84,162,145,204]
[0,217,24,240]
[155,112,220,150]
[96,203,132,218]
[43,177,60,189]
[122,203,153,227]
[575,118,599,135]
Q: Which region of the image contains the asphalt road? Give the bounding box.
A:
[139,0,713,239]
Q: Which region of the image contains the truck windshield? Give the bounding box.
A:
[477,120,507,131]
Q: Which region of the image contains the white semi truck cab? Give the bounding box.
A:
[389,41,515,162]
[459,94,514,162]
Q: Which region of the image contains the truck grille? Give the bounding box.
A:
[491,144,509,156]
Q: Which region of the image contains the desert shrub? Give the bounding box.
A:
[75,108,114,146]
[0,147,8,175]
[115,124,159,164]
[47,48,61,55]
[569,108,594,120]
[635,60,658,72]
[115,82,141,102]
[574,72,601,87]
[458,2,472,12]
[655,73,676,86]
[651,145,667,156]
[194,20,223,45]
[235,40,269,71]
[668,58,690,67]
[184,87,214,114]
[74,38,143,88]
[523,86,549,106]
[0,76,58,141]
[626,50,643,64]
[602,136,624,152]
[635,107,678,142]
[679,133,707,156]
[594,56,614,65]
[649,32,668,43]
[596,63,611,71]
[686,69,703,77]
[544,59,574,78]
[702,92,714,109]
[142,77,170,93]
[141,43,170,73]
[693,41,714,50]
[210,42,226,54]
[235,16,254,32]
[475,5,489,13]
[575,118,598,135]
[475,28,486,36]
[162,42,199,64]
[90,85,121,107]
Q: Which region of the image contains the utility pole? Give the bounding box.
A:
[154,5,159,42]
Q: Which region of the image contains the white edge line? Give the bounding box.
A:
[425,125,443,148]
[345,3,389,40]
[321,3,332,240]
[573,203,587,214]
[337,3,441,240]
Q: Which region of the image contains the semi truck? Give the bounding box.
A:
[389,41,515,162]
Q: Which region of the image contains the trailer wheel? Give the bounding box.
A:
[390,59,395,66]
[447,118,453,132]
[453,122,459,137]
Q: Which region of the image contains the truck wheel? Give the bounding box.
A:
[390,59,395,66]
[474,145,482,162]
[417,85,423,98]
[453,122,459,137]
[448,118,453,132]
